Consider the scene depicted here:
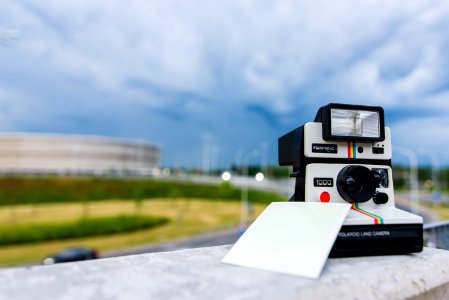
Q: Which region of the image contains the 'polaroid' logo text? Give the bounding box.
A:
[312,143,338,154]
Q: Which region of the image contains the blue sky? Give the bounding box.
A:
[1,0,449,168]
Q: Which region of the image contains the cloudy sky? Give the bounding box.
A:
[1,0,449,168]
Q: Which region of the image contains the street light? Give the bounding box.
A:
[259,142,269,176]
[417,147,442,208]
[393,145,419,215]
[255,172,264,182]
[201,133,212,177]
[417,147,440,193]
[221,171,231,181]
[239,149,261,235]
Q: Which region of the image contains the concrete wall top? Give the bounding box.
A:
[1,245,449,300]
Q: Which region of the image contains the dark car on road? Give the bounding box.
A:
[42,247,99,265]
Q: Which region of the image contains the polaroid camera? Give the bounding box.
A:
[278,103,423,257]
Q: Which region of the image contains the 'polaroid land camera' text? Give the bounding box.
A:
[278,103,423,257]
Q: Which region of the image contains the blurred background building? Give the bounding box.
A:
[0,133,160,176]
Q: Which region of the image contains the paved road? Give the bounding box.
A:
[102,228,239,258]
[394,192,440,223]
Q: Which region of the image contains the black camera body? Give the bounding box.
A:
[278,103,423,257]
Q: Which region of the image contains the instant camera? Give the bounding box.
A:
[278,103,423,257]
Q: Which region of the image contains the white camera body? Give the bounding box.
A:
[304,122,422,226]
[278,103,423,257]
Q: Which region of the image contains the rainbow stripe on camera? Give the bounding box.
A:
[351,203,384,224]
[347,141,357,158]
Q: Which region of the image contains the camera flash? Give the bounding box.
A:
[331,109,380,139]
[312,103,385,142]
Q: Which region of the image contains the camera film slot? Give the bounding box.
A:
[351,203,384,224]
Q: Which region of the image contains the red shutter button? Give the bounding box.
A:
[320,192,331,203]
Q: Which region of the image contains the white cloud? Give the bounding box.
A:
[319,1,449,109]
[2,0,449,165]
[5,1,447,102]
[392,116,449,165]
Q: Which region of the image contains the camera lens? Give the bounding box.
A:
[337,165,376,203]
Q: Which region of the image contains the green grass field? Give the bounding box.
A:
[0,198,269,266]
[0,177,285,266]
[0,214,169,245]
[0,177,284,205]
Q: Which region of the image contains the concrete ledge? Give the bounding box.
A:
[1,246,449,299]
